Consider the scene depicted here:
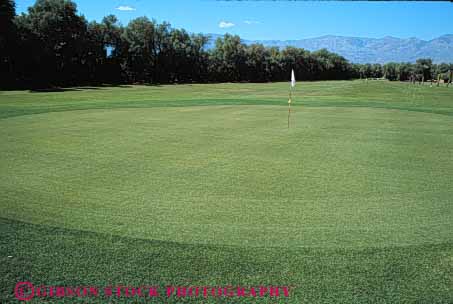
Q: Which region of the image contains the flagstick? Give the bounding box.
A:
[288,89,292,129]
[288,69,295,129]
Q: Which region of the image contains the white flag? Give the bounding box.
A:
[291,69,296,88]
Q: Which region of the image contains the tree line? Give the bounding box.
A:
[1,0,452,89]
[357,59,453,84]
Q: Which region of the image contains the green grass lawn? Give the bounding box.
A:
[1,80,453,303]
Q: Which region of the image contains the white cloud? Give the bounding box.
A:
[116,5,136,11]
[244,20,261,25]
[219,21,235,29]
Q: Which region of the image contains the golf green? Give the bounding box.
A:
[1,81,453,303]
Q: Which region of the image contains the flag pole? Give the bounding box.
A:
[288,88,291,129]
[288,69,295,129]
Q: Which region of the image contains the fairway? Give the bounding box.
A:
[1,81,453,303]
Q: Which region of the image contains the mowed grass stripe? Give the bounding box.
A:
[1,217,453,303]
[1,81,453,120]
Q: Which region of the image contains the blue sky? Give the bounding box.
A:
[15,0,453,41]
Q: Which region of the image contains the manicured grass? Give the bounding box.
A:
[1,81,453,303]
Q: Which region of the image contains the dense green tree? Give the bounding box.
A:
[121,17,156,83]
[396,63,413,81]
[0,0,17,87]
[14,0,91,87]
[266,47,283,82]
[208,34,247,82]
[415,58,433,81]
[245,44,270,82]
[383,63,399,81]
[187,33,210,82]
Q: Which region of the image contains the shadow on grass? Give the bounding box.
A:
[29,84,133,93]
[1,217,453,303]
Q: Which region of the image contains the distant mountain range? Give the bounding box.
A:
[206,34,453,64]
